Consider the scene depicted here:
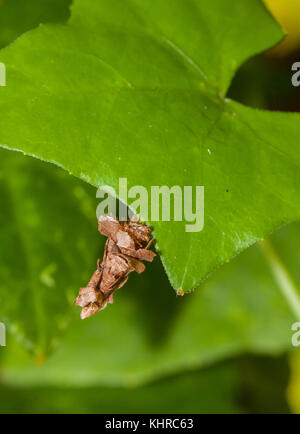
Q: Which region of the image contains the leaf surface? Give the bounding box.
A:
[0,0,299,291]
[0,0,71,48]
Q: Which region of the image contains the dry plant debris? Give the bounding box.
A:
[75,215,156,319]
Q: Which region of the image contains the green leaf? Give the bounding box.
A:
[1,223,298,386]
[288,353,300,414]
[0,0,91,358]
[0,150,100,356]
[0,0,299,381]
[0,0,71,49]
[237,355,290,414]
[0,363,239,414]
[0,355,291,414]
[0,0,299,292]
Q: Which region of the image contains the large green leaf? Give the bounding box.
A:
[0,0,299,385]
[1,222,298,386]
[0,355,291,414]
[0,363,239,414]
[0,0,299,292]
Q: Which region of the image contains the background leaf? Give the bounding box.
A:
[288,353,300,414]
[0,0,71,48]
[0,363,239,414]
[0,355,292,414]
[0,223,298,387]
[237,355,290,413]
[0,150,99,356]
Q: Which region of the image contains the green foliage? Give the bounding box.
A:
[0,364,239,414]
[237,355,290,414]
[0,0,299,414]
[0,356,291,414]
[0,222,298,385]
[0,151,98,356]
[0,0,71,49]
[0,0,299,291]
[0,0,298,374]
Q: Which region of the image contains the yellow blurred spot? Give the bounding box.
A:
[36,354,45,366]
[264,0,300,56]
[287,353,300,413]
[177,289,184,296]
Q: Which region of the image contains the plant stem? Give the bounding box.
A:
[261,239,300,320]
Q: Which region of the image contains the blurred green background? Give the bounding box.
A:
[0,0,299,414]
